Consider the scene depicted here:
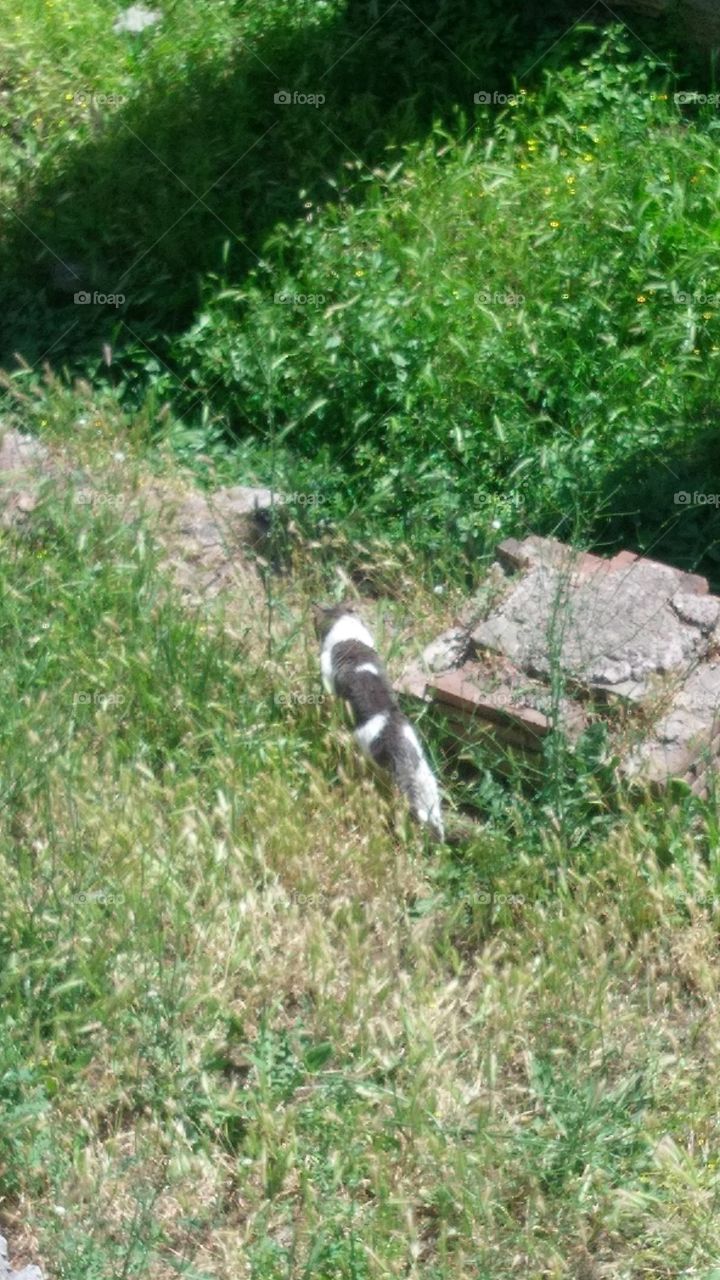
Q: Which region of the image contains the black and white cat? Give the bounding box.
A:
[313,604,444,842]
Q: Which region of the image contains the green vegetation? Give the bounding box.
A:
[1,2,719,577]
[2,2,720,1277]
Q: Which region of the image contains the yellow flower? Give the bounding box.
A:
[637,295,647,303]
[702,311,713,319]
[582,153,594,162]
[355,269,364,277]
[549,220,560,228]
[565,174,575,183]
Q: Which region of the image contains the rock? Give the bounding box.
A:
[671,591,720,634]
[428,657,587,749]
[422,627,471,674]
[0,1235,43,1280]
[395,627,471,701]
[131,480,280,608]
[0,429,53,527]
[397,535,720,794]
[626,660,720,790]
[0,429,47,476]
[0,490,38,529]
[609,0,720,47]
[159,486,279,549]
[471,545,710,700]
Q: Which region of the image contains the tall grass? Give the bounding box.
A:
[2,3,720,1277]
[2,470,720,1278]
[0,7,718,577]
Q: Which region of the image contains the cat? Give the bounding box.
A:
[313,603,444,842]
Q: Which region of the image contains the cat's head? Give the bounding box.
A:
[311,602,359,641]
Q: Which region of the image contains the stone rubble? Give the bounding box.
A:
[399,536,720,795]
[0,1235,43,1280]
[0,426,277,606]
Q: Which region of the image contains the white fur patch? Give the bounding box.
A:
[323,613,376,654]
[402,724,443,839]
[355,662,380,675]
[414,756,443,837]
[321,613,376,695]
[354,712,388,758]
[320,645,336,695]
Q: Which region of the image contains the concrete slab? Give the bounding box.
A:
[472,541,711,700]
[397,536,720,795]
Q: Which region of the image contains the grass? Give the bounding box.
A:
[1,427,720,1279]
[2,1,720,1277]
[0,5,719,580]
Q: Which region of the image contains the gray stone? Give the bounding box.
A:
[472,554,710,699]
[422,627,472,673]
[628,660,720,786]
[0,490,38,529]
[0,1236,43,1280]
[395,627,471,701]
[215,485,277,515]
[0,429,47,475]
[173,486,281,552]
[671,591,720,634]
[398,535,720,794]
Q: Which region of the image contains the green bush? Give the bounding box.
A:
[171,31,720,571]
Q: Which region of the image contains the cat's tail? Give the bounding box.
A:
[392,717,444,843]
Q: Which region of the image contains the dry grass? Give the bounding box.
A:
[1,428,720,1280]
